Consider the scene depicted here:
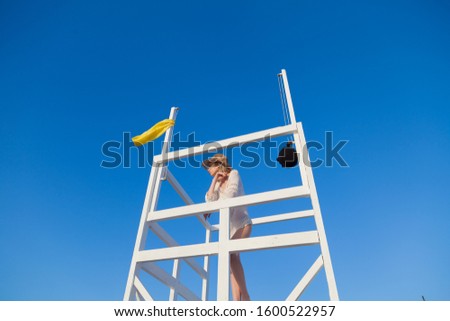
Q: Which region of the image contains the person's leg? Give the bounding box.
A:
[230,271,241,301]
[229,224,252,300]
[230,254,250,300]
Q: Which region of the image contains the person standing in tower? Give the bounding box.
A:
[202,153,252,301]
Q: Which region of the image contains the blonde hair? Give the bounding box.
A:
[202,153,232,173]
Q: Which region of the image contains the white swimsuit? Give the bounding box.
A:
[205,169,252,237]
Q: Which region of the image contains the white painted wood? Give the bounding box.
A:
[135,291,144,301]
[149,222,207,279]
[297,122,339,300]
[292,122,310,191]
[280,70,309,189]
[160,107,179,181]
[166,169,212,231]
[250,210,315,225]
[131,288,139,301]
[136,242,219,263]
[212,210,315,229]
[202,228,211,301]
[141,262,200,301]
[149,164,166,214]
[134,276,154,301]
[228,231,319,253]
[217,207,230,301]
[286,255,324,301]
[153,123,297,164]
[126,70,339,302]
[136,231,319,263]
[281,69,297,125]
[280,69,309,191]
[169,259,180,301]
[149,107,179,212]
[149,186,310,223]
[124,107,179,301]
[123,164,161,300]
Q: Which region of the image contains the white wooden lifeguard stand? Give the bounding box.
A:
[124,69,339,301]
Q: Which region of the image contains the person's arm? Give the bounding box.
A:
[205,173,220,202]
[204,172,226,220]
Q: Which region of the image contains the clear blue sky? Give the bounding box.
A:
[1,0,449,301]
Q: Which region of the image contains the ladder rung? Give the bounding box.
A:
[148,186,311,223]
[211,209,315,230]
[136,231,319,262]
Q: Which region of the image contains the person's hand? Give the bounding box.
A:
[215,171,228,182]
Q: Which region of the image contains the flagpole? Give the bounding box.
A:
[161,107,179,180]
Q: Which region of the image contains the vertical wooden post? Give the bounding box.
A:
[169,259,180,300]
[297,122,339,300]
[124,107,179,300]
[281,69,297,125]
[202,228,212,301]
[217,207,230,301]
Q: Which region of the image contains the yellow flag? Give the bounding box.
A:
[132,119,175,146]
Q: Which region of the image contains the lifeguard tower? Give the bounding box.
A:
[124,70,339,301]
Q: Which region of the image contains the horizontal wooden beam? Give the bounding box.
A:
[211,210,315,230]
[136,231,319,263]
[153,123,297,163]
[148,186,310,222]
[137,242,219,263]
[228,231,319,253]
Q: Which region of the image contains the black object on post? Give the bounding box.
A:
[277,142,298,167]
